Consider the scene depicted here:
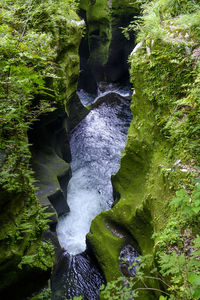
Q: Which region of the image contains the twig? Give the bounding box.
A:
[134,287,170,296]
[142,275,171,288]
[141,279,148,289]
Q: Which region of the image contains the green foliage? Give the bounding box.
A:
[123,0,200,42]
[100,254,170,299]
[108,1,200,299]
[100,276,138,299]
[101,184,200,299]
[29,288,51,300]
[154,183,200,299]
[18,241,54,270]
[129,23,200,163]
[130,42,200,163]
[159,238,200,299]
[0,0,80,224]
[169,184,200,221]
[0,0,81,287]
[0,0,81,194]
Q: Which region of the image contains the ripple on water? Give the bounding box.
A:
[57,96,132,255]
[53,92,133,300]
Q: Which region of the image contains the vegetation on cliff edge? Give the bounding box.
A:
[101,0,200,299]
[0,0,81,295]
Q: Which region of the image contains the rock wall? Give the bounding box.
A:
[2,1,199,299]
[0,2,87,299]
[86,1,200,298]
[78,0,139,90]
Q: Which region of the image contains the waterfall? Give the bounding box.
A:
[57,89,132,255]
[52,88,133,299]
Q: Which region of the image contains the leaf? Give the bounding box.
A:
[176,189,187,198]
[188,274,200,286]
[193,178,200,184]
[159,296,167,300]
[150,267,158,274]
[193,288,200,299]
[192,207,200,214]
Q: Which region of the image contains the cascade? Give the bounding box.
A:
[51,1,139,297]
[52,87,133,299]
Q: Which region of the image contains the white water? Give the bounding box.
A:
[77,83,133,106]
[57,92,132,255]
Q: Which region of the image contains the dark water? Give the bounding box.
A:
[52,88,133,299]
[51,252,104,300]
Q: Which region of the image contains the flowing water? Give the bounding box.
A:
[52,87,133,299]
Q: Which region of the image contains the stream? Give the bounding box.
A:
[52,86,133,299]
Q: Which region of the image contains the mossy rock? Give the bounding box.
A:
[0,186,53,298]
[79,0,139,83]
[88,26,199,296]
[51,12,85,112]
[80,0,111,69]
[87,213,124,282]
[0,4,85,298]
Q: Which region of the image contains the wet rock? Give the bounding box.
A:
[119,244,140,278]
[51,251,104,300]
[79,0,139,86]
[48,190,69,218]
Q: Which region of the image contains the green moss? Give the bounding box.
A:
[0,0,84,295]
[87,2,200,291]
[0,188,54,291]
[29,288,51,300]
[87,213,123,282]
[52,12,85,111]
[111,0,139,19]
[32,147,70,203]
[80,0,111,67]
[87,195,154,285]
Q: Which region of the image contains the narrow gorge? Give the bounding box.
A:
[0,1,199,300]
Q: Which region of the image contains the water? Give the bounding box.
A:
[119,245,140,277]
[53,89,133,300]
[51,252,104,300]
[77,83,133,106]
[57,92,132,255]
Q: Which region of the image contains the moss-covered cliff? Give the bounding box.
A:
[79,0,111,70]
[79,0,139,84]
[87,1,200,298]
[0,0,86,298]
[1,0,200,299]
